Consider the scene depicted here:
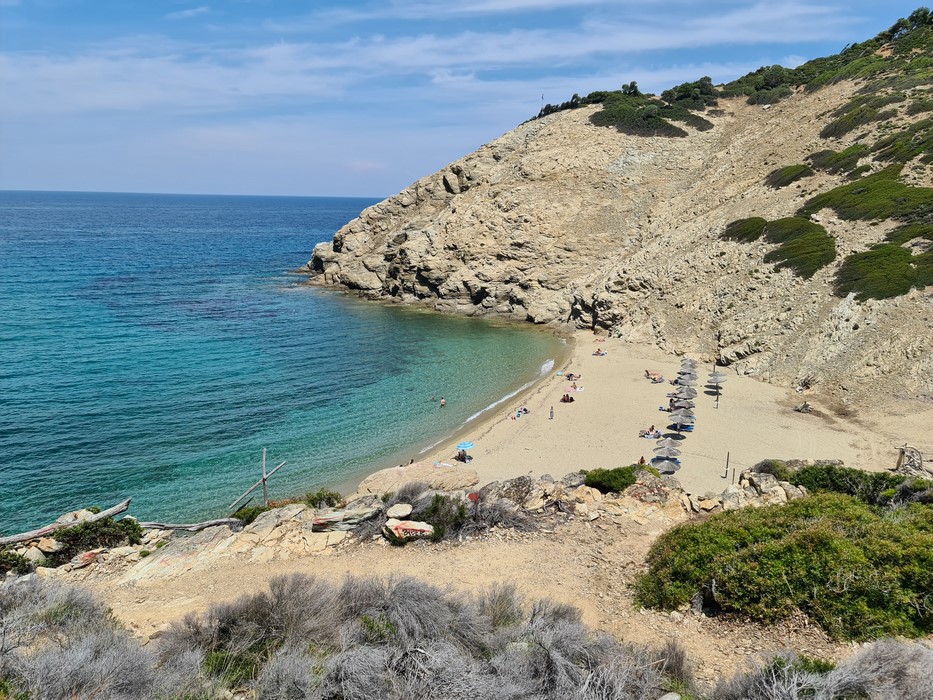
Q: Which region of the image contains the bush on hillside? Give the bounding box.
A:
[765,164,814,189]
[635,492,933,640]
[584,465,639,494]
[0,578,209,699]
[808,144,869,174]
[45,517,143,567]
[0,550,32,576]
[304,487,342,509]
[800,166,933,222]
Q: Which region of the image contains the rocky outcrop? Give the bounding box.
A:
[307,84,933,413]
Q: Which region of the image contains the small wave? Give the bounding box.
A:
[463,357,556,425]
[416,358,556,455]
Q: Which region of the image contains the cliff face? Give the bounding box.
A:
[308,82,933,412]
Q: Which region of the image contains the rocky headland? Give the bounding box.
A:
[307,81,932,415]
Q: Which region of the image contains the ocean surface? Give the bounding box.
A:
[0,191,564,533]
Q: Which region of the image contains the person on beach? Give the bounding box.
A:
[549,406,554,420]
[440,397,446,408]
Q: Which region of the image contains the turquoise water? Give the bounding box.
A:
[0,191,564,533]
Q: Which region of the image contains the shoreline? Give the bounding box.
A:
[358,330,933,497]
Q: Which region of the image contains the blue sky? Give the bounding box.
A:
[0,1,925,197]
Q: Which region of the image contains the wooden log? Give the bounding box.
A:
[0,498,132,546]
[137,519,242,532]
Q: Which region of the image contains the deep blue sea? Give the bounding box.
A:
[0,191,564,533]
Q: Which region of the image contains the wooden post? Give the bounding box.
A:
[722,451,730,479]
[731,467,736,484]
[228,452,287,511]
[262,448,268,506]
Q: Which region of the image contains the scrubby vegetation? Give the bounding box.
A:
[4,575,933,699]
[800,165,933,222]
[720,217,836,278]
[43,516,143,567]
[636,461,933,641]
[808,144,869,174]
[765,164,814,188]
[0,578,213,699]
[584,465,641,493]
[233,488,345,526]
[756,460,933,506]
[713,642,933,700]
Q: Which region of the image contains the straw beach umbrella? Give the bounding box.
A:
[655,437,681,448]
[653,446,682,458]
[674,387,698,399]
[673,399,695,409]
[653,460,681,474]
[708,369,728,408]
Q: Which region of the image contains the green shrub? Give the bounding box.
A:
[750,459,792,482]
[591,94,689,137]
[872,118,933,163]
[765,164,814,188]
[635,493,933,640]
[722,217,835,278]
[834,245,919,299]
[799,166,933,222]
[232,504,269,526]
[304,488,342,509]
[204,649,263,686]
[584,465,639,493]
[808,144,869,174]
[789,463,931,505]
[419,494,468,542]
[0,549,32,575]
[46,517,143,567]
[721,217,767,242]
[907,96,933,114]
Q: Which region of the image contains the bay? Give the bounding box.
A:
[0,191,564,533]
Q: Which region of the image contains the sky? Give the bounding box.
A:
[0,1,926,197]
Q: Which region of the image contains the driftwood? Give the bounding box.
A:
[0,498,132,546]
[137,518,242,532]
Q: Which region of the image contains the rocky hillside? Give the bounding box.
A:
[307,20,933,414]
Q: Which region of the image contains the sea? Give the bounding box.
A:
[0,191,565,534]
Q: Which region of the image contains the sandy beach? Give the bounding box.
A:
[423,331,933,496]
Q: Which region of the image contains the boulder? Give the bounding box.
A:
[36,537,64,554]
[383,518,434,542]
[386,503,413,519]
[70,548,104,569]
[747,472,780,494]
[312,507,380,532]
[357,462,478,495]
[22,547,46,565]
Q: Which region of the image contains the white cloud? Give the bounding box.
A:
[164,6,210,21]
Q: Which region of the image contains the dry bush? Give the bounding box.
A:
[824,638,933,699]
[337,576,490,656]
[653,638,695,689]
[0,579,206,700]
[254,646,315,700]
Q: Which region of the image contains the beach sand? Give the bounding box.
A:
[423,331,932,495]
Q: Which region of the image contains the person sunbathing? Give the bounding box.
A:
[559,394,575,403]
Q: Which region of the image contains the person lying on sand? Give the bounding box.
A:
[593,349,607,357]
[559,394,575,403]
